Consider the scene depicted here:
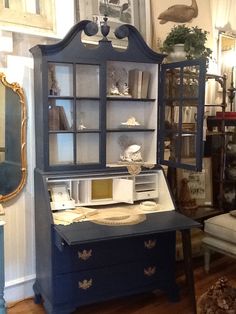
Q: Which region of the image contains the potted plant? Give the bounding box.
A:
[161,24,212,63]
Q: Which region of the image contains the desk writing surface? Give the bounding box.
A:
[54,211,201,246]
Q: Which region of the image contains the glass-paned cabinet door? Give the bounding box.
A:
[48,63,73,96]
[48,63,74,167]
[76,64,99,97]
[76,99,100,131]
[49,133,73,165]
[76,133,100,164]
[159,59,206,171]
[106,61,158,167]
[47,62,101,167]
[48,99,73,131]
[75,64,101,166]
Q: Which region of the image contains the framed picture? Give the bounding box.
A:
[218,33,236,86]
[0,0,56,36]
[177,157,213,206]
[75,0,151,47]
[218,32,236,111]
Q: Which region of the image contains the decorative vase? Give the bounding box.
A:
[169,44,187,62]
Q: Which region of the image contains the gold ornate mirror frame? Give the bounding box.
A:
[0,72,27,204]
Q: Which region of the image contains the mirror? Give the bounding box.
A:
[218,33,236,110]
[0,73,27,203]
[219,33,236,74]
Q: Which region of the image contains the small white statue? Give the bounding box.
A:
[121,116,141,127]
[78,112,87,130]
[110,85,120,95]
[119,82,130,96]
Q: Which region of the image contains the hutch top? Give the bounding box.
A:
[30,18,206,174]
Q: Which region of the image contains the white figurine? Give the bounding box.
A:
[107,66,131,96]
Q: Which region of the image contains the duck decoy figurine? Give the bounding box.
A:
[158,0,198,24]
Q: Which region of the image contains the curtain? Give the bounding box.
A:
[210,0,236,32]
[210,0,236,112]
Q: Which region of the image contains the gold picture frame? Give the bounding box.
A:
[0,73,27,203]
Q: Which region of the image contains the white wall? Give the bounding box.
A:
[2,56,35,302]
[151,0,213,45]
[150,0,217,72]
[0,1,75,303]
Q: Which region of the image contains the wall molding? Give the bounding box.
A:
[5,274,35,303]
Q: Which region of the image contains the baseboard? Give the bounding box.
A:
[4,274,35,303]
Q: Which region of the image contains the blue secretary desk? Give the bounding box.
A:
[30,18,205,314]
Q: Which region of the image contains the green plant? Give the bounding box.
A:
[161,25,212,61]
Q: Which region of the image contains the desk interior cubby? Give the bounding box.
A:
[46,170,174,210]
[134,173,158,200]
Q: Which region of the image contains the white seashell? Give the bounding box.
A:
[121,116,140,126]
[125,144,140,153]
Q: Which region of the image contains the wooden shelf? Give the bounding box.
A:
[107,128,155,132]
[107,97,156,101]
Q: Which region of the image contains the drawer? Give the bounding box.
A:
[135,190,157,200]
[53,260,175,306]
[53,232,176,274]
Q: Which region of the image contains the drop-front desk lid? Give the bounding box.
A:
[54,211,201,246]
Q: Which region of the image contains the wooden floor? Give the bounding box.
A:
[7,254,236,314]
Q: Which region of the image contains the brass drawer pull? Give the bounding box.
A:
[144,266,156,277]
[78,249,92,261]
[78,279,93,290]
[144,240,156,249]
